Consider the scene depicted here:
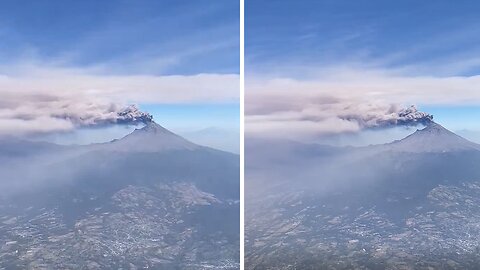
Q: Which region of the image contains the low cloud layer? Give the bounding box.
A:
[245,67,480,139]
[0,92,152,135]
[247,96,433,139]
[0,65,238,135]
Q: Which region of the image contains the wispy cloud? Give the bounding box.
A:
[0,1,239,75]
[247,1,480,77]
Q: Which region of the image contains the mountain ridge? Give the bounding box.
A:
[102,121,200,152]
[385,121,480,153]
[247,121,480,154]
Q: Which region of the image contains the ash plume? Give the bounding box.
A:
[50,104,153,128]
[67,104,154,127]
[0,91,154,135]
[116,105,154,124]
[395,105,433,126]
[246,93,434,138]
[342,105,433,129]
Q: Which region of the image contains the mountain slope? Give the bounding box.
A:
[386,122,480,153]
[100,121,200,152]
[246,122,480,269]
[0,122,239,269]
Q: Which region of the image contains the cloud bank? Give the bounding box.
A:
[0,65,238,135]
[0,99,152,136]
[246,67,480,139]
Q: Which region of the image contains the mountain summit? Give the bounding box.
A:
[387,121,480,153]
[134,121,173,134]
[105,121,199,152]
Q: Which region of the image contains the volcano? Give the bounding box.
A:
[103,121,199,152]
[246,122,480,269]
[386,121,480,153]
[0,122,239,269]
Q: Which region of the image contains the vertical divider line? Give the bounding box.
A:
[239,0,245,268]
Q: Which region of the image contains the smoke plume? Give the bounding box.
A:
[60,104,154,127]
[0,91,153,136]
[246,93,434,138]
[341,105,433,129]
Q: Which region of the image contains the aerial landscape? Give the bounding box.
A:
[0,119,239,269]
[246,120,480,269]
[246,0,480,269]
[0,1,239,269]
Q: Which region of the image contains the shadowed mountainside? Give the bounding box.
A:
[0,121,239,269]
[246,122,480,269]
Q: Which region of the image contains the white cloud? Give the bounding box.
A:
[246,67,480,138]
[0,64,238,135]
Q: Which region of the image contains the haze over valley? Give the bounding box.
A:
[246,122,480,269]
[0,121,240,269]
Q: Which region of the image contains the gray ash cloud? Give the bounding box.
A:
[246,93,434,138]
[395,105,433,126]
[52,104,153,128]
[0,92,154,135]
[116,105,154,124]
[341,105,433,129]
[50,104,153,127]
[89,104,153,126]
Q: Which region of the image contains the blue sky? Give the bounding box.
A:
[0,0,239,152]
[246,0,480,76]
[0,0,239,75]
[246,0,480,142]
[141,103,239,132]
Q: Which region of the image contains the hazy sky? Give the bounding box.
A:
[246,0,480,143]
[0,0,239,151]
